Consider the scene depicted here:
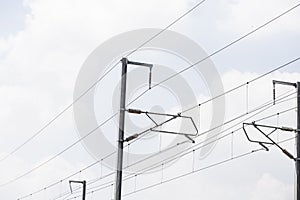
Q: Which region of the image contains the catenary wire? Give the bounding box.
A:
[47,3,300,197]
[18,77,297,199]
[66,135,296,199]
[0,0,209,164]
[119,97,297,182]
[46,92,296,200]
[0,114,117,187]
[51,93,297,199]
[13,2,300,195]
[123,136,296,198]
[85,129,297,199]
[0,61,119,164]
[16,71,297,199]
[127,3,300,107]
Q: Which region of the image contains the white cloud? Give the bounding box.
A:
[250,173,293,200]
[0,0,299,199]
[217,0,300,37]
[0,0,190,198]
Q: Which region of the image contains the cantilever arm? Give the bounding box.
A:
[125,108,198,143]
[243,122,296,160]
[243,123,273,147]
[124,115,177,142]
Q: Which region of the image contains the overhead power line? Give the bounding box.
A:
[55,89,297,199]
[0,0,209,165]
[123,136,296,198]
[127,1,300,106]
[41,93,297,200]
[121,97,297,181]
[65,135,296,200]
[0,61,120,164]
[0,114,117,187]
[56,89,299,199]
[9,2,300,194]
[4,0,299,167]
[48,2,300,199]
[18,87,296,200]
[14,62,300,199]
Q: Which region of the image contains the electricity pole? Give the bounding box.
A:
[272,80,300,200]
[114,58,196,200]
[115,58,153,200]
[115,58,128,200]
[243,80,300,200]
[297,82,300,200]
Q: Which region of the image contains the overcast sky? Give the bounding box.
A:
[0,0,300,199]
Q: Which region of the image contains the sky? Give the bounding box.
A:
[0,0,300,199]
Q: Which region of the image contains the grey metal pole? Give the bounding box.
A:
[115,58,128,200]
[297,82,300,200]
[270,80,300,199]
[82,180,86,200]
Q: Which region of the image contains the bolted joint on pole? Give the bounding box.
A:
[127,108,142,114]
[280,126,296,132]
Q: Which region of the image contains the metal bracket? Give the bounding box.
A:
[243,122,296,161]
[125,108,198,143]
[69,180,86,200]
[127,60,154,90]
[273,80,297,105]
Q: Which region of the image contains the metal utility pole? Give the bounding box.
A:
[297,82,300,200]
[69,180,86,200]
[115,58,128,200]
[115,58,153,200]
[243,80,300,200]
[273,80,300,200]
